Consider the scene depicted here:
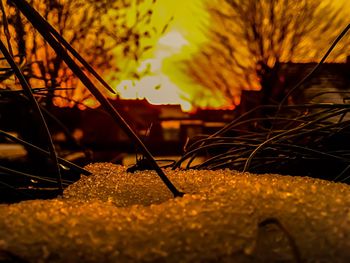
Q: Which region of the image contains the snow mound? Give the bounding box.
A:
[0,163,349,262]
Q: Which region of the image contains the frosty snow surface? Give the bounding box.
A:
[0,163,349,262]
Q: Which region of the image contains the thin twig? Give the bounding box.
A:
[0,129,91,176]
[11,0,183,197]
[0,40,63,192]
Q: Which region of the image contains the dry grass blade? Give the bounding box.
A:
[0,165,70,186]
[278,23,350,109]
[11,0,183,197]
[0,39,63,192]
[0,129,91,176]
[176,24,350,180]
[0,87,91,159]
[22,5,116,94]
[177,103,350,181]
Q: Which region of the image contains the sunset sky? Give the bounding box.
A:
[114,0,217,110]
[114,0,350,111]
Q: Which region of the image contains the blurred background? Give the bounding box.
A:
[1,0,350,200]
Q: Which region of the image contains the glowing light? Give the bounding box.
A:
[112,0,221,111]
[116,75,192,111]
[158,30,189,49]
[115,30,192,111]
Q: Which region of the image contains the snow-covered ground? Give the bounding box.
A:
[0,163,349,262]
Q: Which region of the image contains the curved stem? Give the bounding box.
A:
[11,0,183,197]
[0,40,63,192]
[0,129,90,176]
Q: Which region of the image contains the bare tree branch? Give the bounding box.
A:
[184,0,350,108]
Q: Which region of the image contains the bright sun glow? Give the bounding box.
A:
[113,0,350,112]
[110,0,213,111]
[115,30,192,111]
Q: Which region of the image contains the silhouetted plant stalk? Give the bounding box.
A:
[175,103,350,181]
[0,87,92,160]
[9,0,183,197]
[250,23,350,171]
[0,129,90,176]
[243,108,350,172]
[175,23,350,182]
[0,40,64,192]
[277,23,350,109]
[0,165,71,186]
[12,2,116,94]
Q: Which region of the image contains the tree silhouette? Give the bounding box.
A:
[184,0,349,108]
[1,0,163,108]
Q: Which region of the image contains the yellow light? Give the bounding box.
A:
[113,0,217,111]
[115,28,194,111]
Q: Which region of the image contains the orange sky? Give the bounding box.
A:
[113,0,350,111]
[114,0,216,111]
